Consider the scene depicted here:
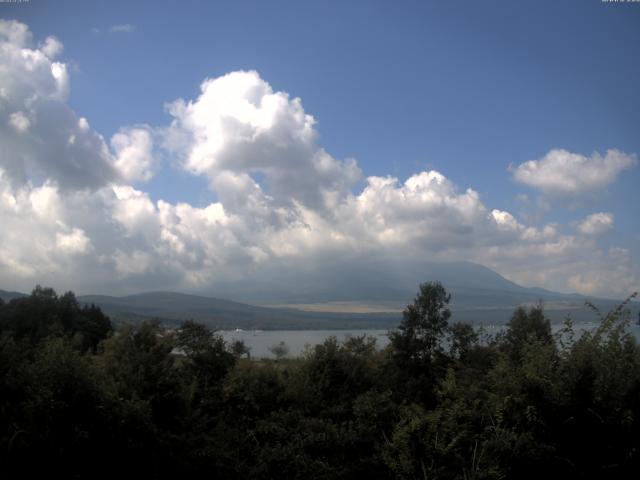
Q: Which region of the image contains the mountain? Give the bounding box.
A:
[216,260,605,305]
[0,289,27,302]
[204,260,633,325]
[77,292,398,330]
[2,262,634,328]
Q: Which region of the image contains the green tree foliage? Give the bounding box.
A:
[390,281,452,361]
[501,303,553,362]
[1,284,640,479]
[0,286,111,351]
[229,338,251,358]
[449,321,479,361]
[388,281,454,405]
[176,319,235,390]
[268,340,290,360]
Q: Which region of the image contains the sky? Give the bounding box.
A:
[0,0,639,299]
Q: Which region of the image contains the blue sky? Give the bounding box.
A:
[0,0,639,297]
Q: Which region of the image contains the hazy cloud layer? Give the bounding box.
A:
[0,21,637,298]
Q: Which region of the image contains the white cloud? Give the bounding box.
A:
[0,172,91,281]
[0,158,637,298]
[512,149,637,196]
[0,21,637,299]
[41,36,63,58]
[0,19,118,190]
[56,228,91,254]
[110,185,160,240]
[109,24,136,33]
[491,210,520,232]
[333,172,494,251]
[0,20,158,190]
[0,19,31,46]
[111,126,156,182]
[164,70,361,213]
[8,111,30,132]
[576,212,614,236]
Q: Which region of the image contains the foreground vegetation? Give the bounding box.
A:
[1,284,639,479]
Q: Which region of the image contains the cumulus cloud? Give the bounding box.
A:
[0,21,637,299]
[0,161,636,298]
[41,36,63,58]
[56,228,91,254]
[0,20,156,190]
[164,70,361,213]
[576,212,614,236]
[111,126,156,182]
[512,149,636,196]
[0,19,117,190]
[334,172,494,252]
[0,171,91,279]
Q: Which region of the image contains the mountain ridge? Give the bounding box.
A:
[2,261,634,328]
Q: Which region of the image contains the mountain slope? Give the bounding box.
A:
[222,260,594,306]
[78,292,399,330]
[0,289,27,302]
[3,261,633,328]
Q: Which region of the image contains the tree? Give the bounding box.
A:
[229,339,251,359]
[388,281,452,405]
[449,321,478,361]
[502,304,552,362]
[175,320,235,403]
[176,320,215,356]
[0,286,111,351]
[269,341,290,360]
[390,281,451,362]
[74,304,112,352]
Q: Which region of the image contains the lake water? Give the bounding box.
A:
[221,323,640,359]
[220,329,390,358]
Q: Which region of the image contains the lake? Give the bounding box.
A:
[220,329,390,358]
[221,323,640,359]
